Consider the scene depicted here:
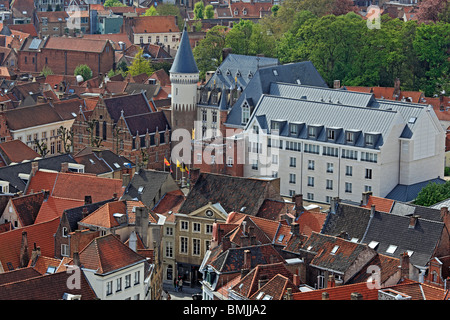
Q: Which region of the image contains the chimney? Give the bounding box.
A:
[19,231,29,268]
[333,80,341,89]
[440,207,449,228]
[135,206,149,248]
[370,204,376,217]
[290,222,300,236]
[222,47,232,61]
[327,274,335,288]
[82,206,89,219]
[30,243,41,266]
[330,197,339,214]
[122,173,130,187]
[61,162,69,173]
[362,191,372,206]
[73,251,81,267]
[285,288,293,300]
[350,292,363,300]
[129,231,137,252]
[31,161,39,176]
[243,249,251,270]
[293,273,300,286]
[400,251,410,280]
[322,292,330,300]
[394,78,401,98]
[84,195,92,205]
[408,215,419,229]
[292,194,304,218]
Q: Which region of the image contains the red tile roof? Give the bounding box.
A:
[26,170,124,203]
[75,234,146,275]
[131,16,180,34]
[292,281,379,300]
[44,37,108,53]
[0,217,60,271]
[362,195,395,213]
[34,196,85,224]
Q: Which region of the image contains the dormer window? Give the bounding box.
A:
[289,124,298,136]
[234,9,238,15]
[308,126,317,138]
[346,131,354,143]
[365,134,375,146]
[243,9,247,15]
[242,102,250,124]
[327,129,335,140]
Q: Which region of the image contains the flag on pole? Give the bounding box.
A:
[180,162,186,172]
[164,157,170,166]
[192,128,195,140]
[176,159,181,168]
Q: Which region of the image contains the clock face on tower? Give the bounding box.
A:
[205,210,213,217]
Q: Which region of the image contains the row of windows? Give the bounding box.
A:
[288,185,373,202]
[165,238,211,258]
[267,139,378,163]
[106,271,141,296]
[286,168,373,186]
[139,35,177,44]
[177,222,213,234]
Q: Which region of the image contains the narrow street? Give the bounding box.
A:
[162,282,203,301]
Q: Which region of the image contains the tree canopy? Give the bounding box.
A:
[127,48,154,77]
[74,64,92,81]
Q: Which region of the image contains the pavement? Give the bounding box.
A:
[162,282,203,300]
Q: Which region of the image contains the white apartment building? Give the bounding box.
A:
[243,83,445,204]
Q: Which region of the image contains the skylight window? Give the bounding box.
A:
[350,238,358,243]
[272,69,278,76]
[46,266,57,274]
[277,234,285,242]
[307,246,313,251]
[330,245,339,254]
[113,163,120,169]
[406,250,414,256]
[256,292,265,300]
[368,241,379,249]
[408,117,417,124]
[386,245,397,254]
[138,186,144,194]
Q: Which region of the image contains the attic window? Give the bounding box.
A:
[256,292,264,300]
[71,112,77,117]
[46,266,57,274]
[277,234,285,242]
[330,245,339,254]
[138,186,144,194]
[386,245,397,254]
[89,159,95,164]
[408,117,417,124]
[113,163,120,168]
[406,250,414,256]
[307,245,313,251]
[272,69,278,76]
[350,238,358,243]
[368,241,379,249]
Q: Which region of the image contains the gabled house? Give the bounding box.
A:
[0,191,46,228]
[71,93,171,171]
[121,168,179,209]
[67,233,152,300]
[0,139,41,167]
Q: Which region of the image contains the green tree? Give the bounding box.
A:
[225,19,254,55]
[414,182,450,207]
[193,1,205,20]
[142,6,157,16]
[205,4,214,19]
[74,64,92,81]
[271,4,279,16]
[193,25,228,79]
[104,0,126,7]
[127,48,154,77]
[57,126,73,154]
[155,4,184,30]
[40,66,54,77]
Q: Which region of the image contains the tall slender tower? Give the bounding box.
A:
[169,24,199,136]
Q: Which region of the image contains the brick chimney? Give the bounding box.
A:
[19,231,29,268]
[122,172,130,187]
[322,292,330,300]
[292,194,304,218]
[84,195,92,205]
[330,197,339,214]
[350,292,363,300]
[73,251,81,267]
[29,243,41,267]
[361,191,372,206]
[293,273,300,286]
[408,215,419,229]
[333,80,341,89]
[135,206,149,248]
[327,274,335,288]
[400,251,410,280]
[290,222,300,236]
[31,161,39,176]
[243,249,251,269]
[82,207,89,219]
[61,162,69,173]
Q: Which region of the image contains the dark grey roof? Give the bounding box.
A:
[124,111,170,136]
[103,92,154,123]
[390,202,443,222]
[121,169,174,207]
[225,61,328,127]
[63,197,116,231]
[361,211,444,268]
[385,178,446,202]
[321,203,372,242]
[0,154,77,194]
[169,27,198,74]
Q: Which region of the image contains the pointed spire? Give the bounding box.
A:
[169,23,199,74]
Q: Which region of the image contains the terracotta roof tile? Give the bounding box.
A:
[0,218,60,271]
[11,192,45,226]
[76,234,146,275]
[44,37,108,53]
[362,195,394,213]
[34,196,84,224]
[131,16,179,34]
[250,274,300,300]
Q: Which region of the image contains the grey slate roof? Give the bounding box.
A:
[169,26,198,74]
[321,203,372,242]
[0,154,77,194]
[360,211,444,268]
[224,61,329,127]
[249,94,400,149]
[385,178,446,202]
[121,169,174,207]
[390,202,443,222]
[63,197,116,232]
